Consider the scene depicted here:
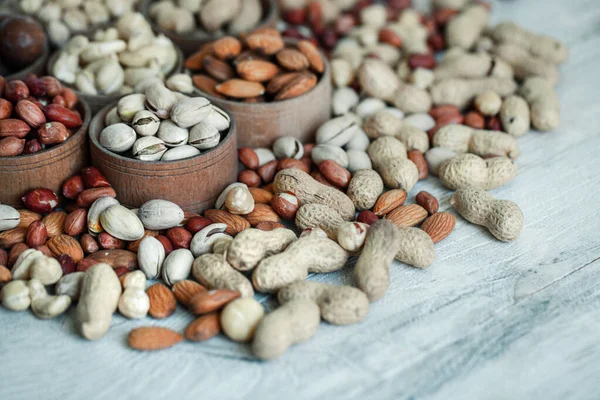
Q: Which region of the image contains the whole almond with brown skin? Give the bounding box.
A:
[386,204,428,228]
[84,249,137,269]
[255,221,286,231]
[62,175,85,200]
[128,327,183,351]
[15,100,46,128]
[421,212,456,243]
[257,159,278,183]
[236,60,279,82]
[0,119,30,138]
[0,228,26,249]
[0,137,25,156]
[275,73,317,101]
[203,55,235,82]
[297,40,324,73]
[246,33,284,55]
[244,203,281,226]
[373,189,407,216]
[318,160,351,189]
[0,98,13,119]
[188,289,240,314]
[80,234,99,254]
[172,280,206,306]
[238,170,261,187]
[185,312,221,342]
[127,230,159,252]
[47,234,84,262]
[249,187,273,204]
[265,72,299,94]
[276,49,310,71]
[147,283,177,319]
[42,211,67,238]
[38,121,69,145]
[204,209,250,235]
[238,147,259,170]
[216,79,265,98]
[167,227,192,249]
[213,36,242,60]
[407,150,428,180]
[98,232,125,250]
[192,74,224,98]
[263,183,274,193]
[43,104,82,128]
[0,248,7,266]
[8,243,29,267]
[76,187,117,208]
[185,44,213,69]
[26,221,47,248]
[0,265,11,283]
[416,191,439,215]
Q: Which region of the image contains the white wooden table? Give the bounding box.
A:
[2,1,600,399]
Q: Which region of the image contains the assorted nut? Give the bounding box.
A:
[187,29,325,102]
[99,84,228,161]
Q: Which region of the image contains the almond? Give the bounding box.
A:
[215,79,265,98]
[84,249,137,269]
[192,74,225,98]
[249,187,273,204]
[18,209,41,229]
[265,72,299,95]
[236,60,279,82]
[172,280,207,306]
[42,211,67,237]
[47,234,84,262]
[415,191,439,214]
[26,221,47,248]
[0,228,26,249]
[274,73,318,101]
[64,209,87,236]
[188,289,240,315]
[255,221,286,231]
[318,160,351,189]
[421,212,456,243]
[147,283,177,319]
[128,327,183,351]
[0,265,11,283]
[407,150,428,180]
[185,312,221,342]
[246,33,285,55]
[203,54,236,82]
[297,40,324,73]
[373,189,407,216]
[212,36,242,60]
[244,203,281,226]
[204,209,250,235]
[276,48,310,71]
[386,204,428,228]
[184,44,214,70]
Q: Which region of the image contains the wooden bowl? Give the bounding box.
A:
[46,46,184,114]
[141,0,279,56]
[195,54,332,149]
[0,99,92,207]
[88,102,238,213]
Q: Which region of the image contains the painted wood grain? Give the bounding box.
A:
[1,1,600,399]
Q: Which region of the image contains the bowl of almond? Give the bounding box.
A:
[186,29,332,148]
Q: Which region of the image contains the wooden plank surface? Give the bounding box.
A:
[2,0,600,399]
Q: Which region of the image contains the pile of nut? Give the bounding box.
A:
[0,74,83,157]
[149,0,265,35]
[17,0,140,46]
[50,12,179,96]
[100,82,229,161]
[187,29,325,102]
